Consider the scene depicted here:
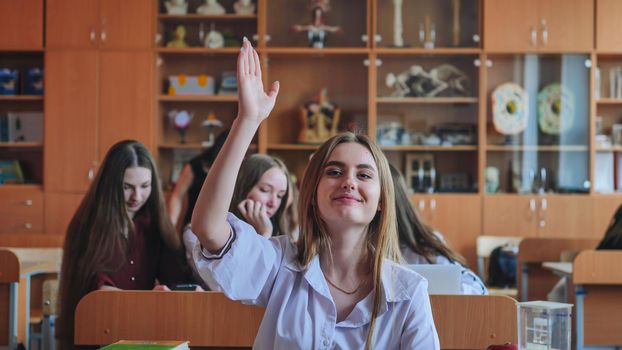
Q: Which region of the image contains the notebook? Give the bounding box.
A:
[100,340,189,349]
[408,264,462,295]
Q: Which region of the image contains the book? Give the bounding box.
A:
[100,340,189,349]
[0,160,24,184]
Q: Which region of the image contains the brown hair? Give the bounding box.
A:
[390,164,466,265]
[296,132,400,349]
[229,153,291,236]
[57,140,178,348]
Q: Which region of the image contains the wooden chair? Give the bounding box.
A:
[476,235,522,297]
[431,295,517,349]
[573,250,622,349]
[75,291,518,349]
[517,237,599,301]
[74,291,264,347]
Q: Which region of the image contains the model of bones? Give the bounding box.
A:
[385,64,469,98]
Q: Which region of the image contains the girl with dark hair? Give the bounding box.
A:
[169,129,230,227]
[57,140,197,349]
[186,38,439,349]
[390,164,487,295]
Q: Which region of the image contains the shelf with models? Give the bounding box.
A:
[158,95,237,102]
[486,145,589,152]
[157,14,257,21]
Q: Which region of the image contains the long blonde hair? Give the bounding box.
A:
[296,132,401,348]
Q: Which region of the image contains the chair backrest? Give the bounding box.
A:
[42,279,59,316]
[476,236,523,279]
[431,295,518,349]
[74,290,264,347]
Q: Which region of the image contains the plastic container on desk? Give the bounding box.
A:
[518,301,572,350]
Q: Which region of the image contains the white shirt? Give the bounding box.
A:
[187,213,440,349]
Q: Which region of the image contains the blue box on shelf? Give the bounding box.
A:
[23,68,43,95]
[0,68,19,95]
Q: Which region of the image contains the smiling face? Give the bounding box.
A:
[316,142,381,231]
[246,167,288,218]
[123,166,152,219]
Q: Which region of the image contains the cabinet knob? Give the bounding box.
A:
[485,59,493,68]
[265,35,271,43]
[156,57,163,67]
[100,31,107,43]
[529,199,536,212]
[472,34,480,43]
[90,29,96,44]
[361,34,368,43]
[418,199,425,210]
[375,58,382,67]
[584,59,592,68]
[540,198,548,210]
[374,34,382,43]
[429,198,436,210]
[155,33,162,45]
[539,219,546,228]
[252,34,259,42]
[23,199,33,206]
[473,59,481,67]
[88,168,94,180]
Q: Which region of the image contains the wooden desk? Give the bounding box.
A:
[517,237,598,301]
[0,248,61,349]
[573,250,622,350]
[75,291,518,349]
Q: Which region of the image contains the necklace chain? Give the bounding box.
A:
[324,274,364,295]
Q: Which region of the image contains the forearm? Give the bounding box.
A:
[168,197,182,226]
[191,117,260,252]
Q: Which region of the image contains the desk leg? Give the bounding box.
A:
[521,263,529,301]
[575,284,585,350]
[9,282,17,350]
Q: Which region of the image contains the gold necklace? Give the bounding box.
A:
[324,274,365,295]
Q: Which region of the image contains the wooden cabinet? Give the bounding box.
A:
[413,194,481,268]
[46,0,153,49]
[0,0,43,49]
[596,0,622,52]
[0,186,44,234]
[44,193,84,235]
[592,195,622,237]
[483,195,593,237]
[484,0,593,52]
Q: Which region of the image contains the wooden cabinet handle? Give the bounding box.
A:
[90,29,96,43]
[429,198,436,210]
[88,168,94,180]
[23,199,33,206]
[100,30,107,43]
[530,27,537,47]
[540,19,548,46]
[418,199,425,210]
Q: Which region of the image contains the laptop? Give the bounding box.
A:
[408,264,462,295]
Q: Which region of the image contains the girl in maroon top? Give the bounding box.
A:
[57,140,196,349]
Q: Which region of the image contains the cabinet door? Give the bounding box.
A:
[483,195,537,237]
[422,195,481,269]
[99,0,153,49]
[46,0,99,49]
[539,0,593,52]
[484,0,537,51]
[536,195,593,237]
[0,0,43,49]
[592,195,622,238]
[98,51,154,158]
[596,0,622,51]
[0,187,44,234]
[45,51,98,192]
[44,192,84,234]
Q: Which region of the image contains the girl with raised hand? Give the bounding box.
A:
[187,37,439,349]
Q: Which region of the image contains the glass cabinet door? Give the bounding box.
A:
[375,0,480,49]
[485,54,591,194]
[264,0,368,48]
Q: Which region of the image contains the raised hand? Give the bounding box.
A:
[237,199,274,238]
[237,37,280,123]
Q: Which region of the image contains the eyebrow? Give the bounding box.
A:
[124,181,151,187]
[324,160,376,172]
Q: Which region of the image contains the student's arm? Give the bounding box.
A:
[191,37,279,253]
[168,164,193,227]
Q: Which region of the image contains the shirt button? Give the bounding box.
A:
[130,260,134,265]
[130,277,135,281]
[323,339,329,346]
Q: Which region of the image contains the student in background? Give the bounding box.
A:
[390,164,488,295]
[597,203,622,250]
[229,153,291,238]
[186,38,439,349]
[168,129,230,228]
[57,140,198,349]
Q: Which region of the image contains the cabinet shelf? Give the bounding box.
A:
[268,144,319,151]
[382,145,477,152]
[0,184,42,190]
[159,143,256,150]
[487,145,589,152]
[157,14,257,22]
[156,48,241,55]
[375,48,482,55]
[158,95,237,102]
[596,98,622,105]
[597,146,622,152]
[263,48,369,56]
[0,95,43,101]
[0,142,43,148]
[376,97,478,104]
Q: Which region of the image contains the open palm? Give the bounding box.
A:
[237,38,279,123]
